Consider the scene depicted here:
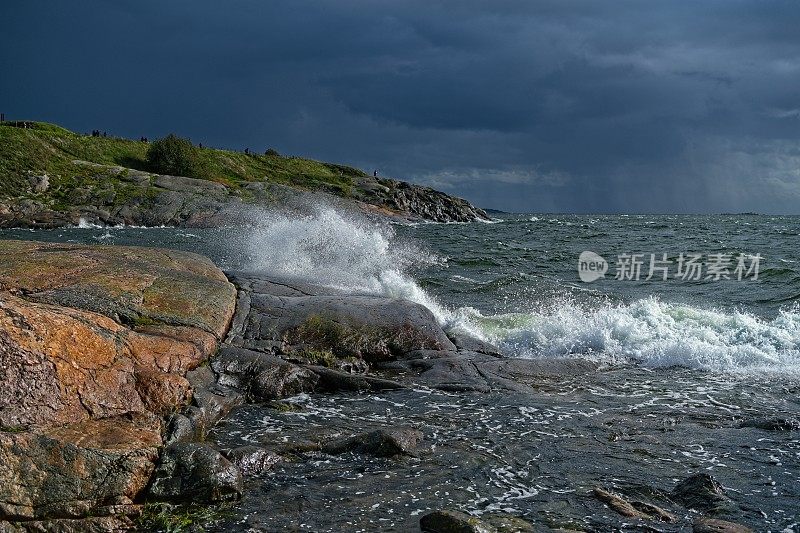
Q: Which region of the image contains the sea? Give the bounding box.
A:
[3,209,798,531]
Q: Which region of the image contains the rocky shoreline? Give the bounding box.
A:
[0,170,490,229]
[0,240,757,532]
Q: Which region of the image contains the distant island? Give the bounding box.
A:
[0,120,488,227]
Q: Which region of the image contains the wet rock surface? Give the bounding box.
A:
[221,271,596,395]
[220,446,282,476]
[148,443,243,503]
[738,416,800,431]
[197,272,789,532]
[592,487,676,522]
[419,510,497,532]
[322,426,423,457]
[693,517,754,533]
[671,473,738,515]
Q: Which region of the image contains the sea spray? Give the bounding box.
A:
[244,206,452,321]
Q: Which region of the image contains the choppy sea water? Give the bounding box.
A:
[3,211,799,531]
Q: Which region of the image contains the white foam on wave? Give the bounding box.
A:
[453,298,800,374]
[243,206,800,375]
[75,217,169,230]
[77,217,104,229]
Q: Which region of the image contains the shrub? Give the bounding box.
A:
[264,148,280,157]
[146,134,207,178]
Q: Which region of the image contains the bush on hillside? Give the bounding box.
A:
[146,134,207,179]
[264,148,280,157]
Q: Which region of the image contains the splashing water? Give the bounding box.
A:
[241,208,800,374]
[245,207,451,320]
[452,298,800,374]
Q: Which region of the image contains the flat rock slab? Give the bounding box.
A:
[0,414,161,521]
[223,272,597,393]
[0,240,237,526]
[226,272,455,361]
[387,354,599,393]
[0,239,235,338]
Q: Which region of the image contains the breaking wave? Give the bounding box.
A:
[246,207,800,375]
[454,299,800,374]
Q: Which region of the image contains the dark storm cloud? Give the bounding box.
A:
[1,0,799,213]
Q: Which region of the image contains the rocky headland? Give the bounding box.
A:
[0,121,488,227]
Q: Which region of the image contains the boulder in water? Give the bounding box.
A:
[221,446,282,476]
[592,487,675,522]
[148,443,243,503]
[420,510,497,533]
[322,426,423,457]
[693,517,754,533]
[671,474,737,514]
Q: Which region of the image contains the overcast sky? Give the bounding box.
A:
[2,1,799,213]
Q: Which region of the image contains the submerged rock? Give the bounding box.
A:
[148,443,243,503]
[420,510,497,533]
[739,417,800,431]
[693,517,754,533]
[672,474,737,514]
[482,514,536,532]
[322,427,423,457]
[221,445,282,476]
[592,487,675,522]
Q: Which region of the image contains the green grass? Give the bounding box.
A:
[0,425,27,433]
[0,120,365,202]
[294,348,339,367]
[136,502,230,533]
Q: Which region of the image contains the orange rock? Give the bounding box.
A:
[0,240,237,525]
[0,240,236,428]
[134,365,192,416]
[0,293,143,427]
[0,240,236,339]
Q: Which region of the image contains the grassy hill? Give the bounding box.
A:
[0,120,363,200]
[0,120,487,227]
